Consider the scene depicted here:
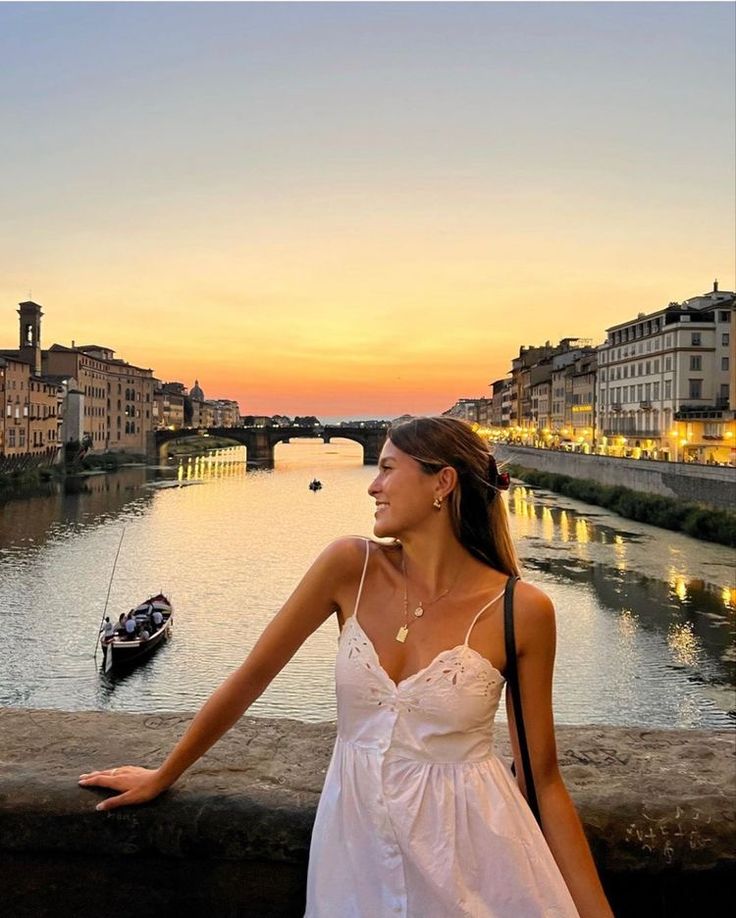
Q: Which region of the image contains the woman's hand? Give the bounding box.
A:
[78,765,168,811]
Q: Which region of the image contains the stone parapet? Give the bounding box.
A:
[493,445,736,510]
[0,708,733,917]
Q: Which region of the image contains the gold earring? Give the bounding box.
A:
[433,496,443,510]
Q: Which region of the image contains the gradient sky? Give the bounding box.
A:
[1,2,734,420]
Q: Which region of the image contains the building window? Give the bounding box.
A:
[653,382,660,400]
[719,311,731,323]
[723,333,730,346]
[690,356,702,371]
[688,379,702,399]
[723,357,730,372]
[691,333,701,346]
[664,379,672,399]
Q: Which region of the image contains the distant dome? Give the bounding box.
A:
[190,379,204,401]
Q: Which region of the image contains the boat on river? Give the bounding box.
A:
[101,593,173,672]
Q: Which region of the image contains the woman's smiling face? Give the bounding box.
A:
[368,439,440,539]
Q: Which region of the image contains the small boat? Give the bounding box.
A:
[309,478,323,491]
[101,593,173,672]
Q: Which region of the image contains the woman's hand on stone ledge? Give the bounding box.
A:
[78,765,168,811]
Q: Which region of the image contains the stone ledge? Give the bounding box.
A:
[0,709,734,916]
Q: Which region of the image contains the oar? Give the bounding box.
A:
[95,527,126,663]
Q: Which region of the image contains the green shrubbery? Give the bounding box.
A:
[79,450,142,471]
[507,464,736,547]
[0,466,58,500]
[1,446,147,502]
[63,441,146,473]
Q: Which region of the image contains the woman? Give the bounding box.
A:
[79,417,612,917]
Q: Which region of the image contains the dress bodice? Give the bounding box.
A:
[336,613,505,763]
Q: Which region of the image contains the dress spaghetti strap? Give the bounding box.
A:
[352,538,371,621]
[463,580,509,646]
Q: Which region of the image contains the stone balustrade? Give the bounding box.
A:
[0,708,733,917]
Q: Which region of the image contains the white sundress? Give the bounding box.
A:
[305,540,580,918]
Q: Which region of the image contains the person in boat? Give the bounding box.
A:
[124,614,137,640]
[79,417,612,917]
[101,617,115,640]
[151,608,164,630]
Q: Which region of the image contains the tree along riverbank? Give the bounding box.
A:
[507,464,736,547]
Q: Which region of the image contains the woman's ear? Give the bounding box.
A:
[437,465,458,499]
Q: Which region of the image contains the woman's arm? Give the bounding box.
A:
[506,582,613,918]
[79,536,366,811]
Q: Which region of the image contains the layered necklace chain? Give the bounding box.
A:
[396,556,463,644]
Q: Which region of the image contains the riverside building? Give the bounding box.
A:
[489,378,512,429]
[0,354,58,460]
[45,344,155,454]
[1,301,154,456]
[443,397,493,426]
[1,304,60,462]
[596,282,735,463]
[507,338,592,443]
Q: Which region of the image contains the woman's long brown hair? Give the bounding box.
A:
[387,416,521,577]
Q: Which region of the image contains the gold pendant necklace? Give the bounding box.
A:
[395,556,461,643]
[396,624,410,643]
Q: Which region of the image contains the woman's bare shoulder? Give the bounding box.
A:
[512,580,556,649]
[321,535,368,560]
[313,536,370,577]
[320,536,398,577]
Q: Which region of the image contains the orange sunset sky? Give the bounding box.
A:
[1,3,734,421]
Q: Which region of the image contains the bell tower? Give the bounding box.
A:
[18,300,43,375]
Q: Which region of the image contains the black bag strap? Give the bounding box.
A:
[504,575,541,826]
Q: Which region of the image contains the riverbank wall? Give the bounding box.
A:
[493,445,736,511]
[1,708,733,917]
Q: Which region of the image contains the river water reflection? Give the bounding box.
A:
[0,440,734,728]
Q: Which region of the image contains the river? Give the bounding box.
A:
[0,440,733,728]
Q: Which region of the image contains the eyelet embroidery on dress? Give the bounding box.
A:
[421,650,502,697]
[344,616,502,699]
[345,627,372,669]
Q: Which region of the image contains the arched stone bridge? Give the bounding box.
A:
[148,425,388,470]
